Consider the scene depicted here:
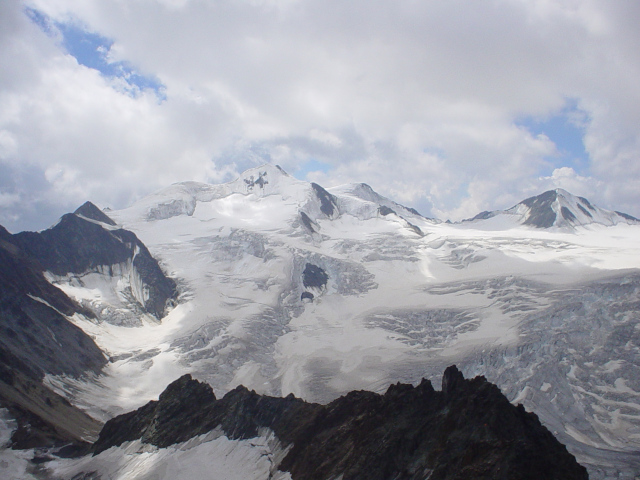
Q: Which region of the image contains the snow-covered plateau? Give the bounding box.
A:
[3,164,640,479]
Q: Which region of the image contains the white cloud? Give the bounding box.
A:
[1,0,640,230]
[0,192,20,208]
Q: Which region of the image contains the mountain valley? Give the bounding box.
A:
[1,164,639,479]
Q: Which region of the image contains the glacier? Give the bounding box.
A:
[7,163,638,479]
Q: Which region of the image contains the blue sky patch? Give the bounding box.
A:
[26,7,165,100]
[516,103,589,175]
[294,159,332,180]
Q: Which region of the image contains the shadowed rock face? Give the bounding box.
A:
[0,231,105,380]
[302,263,328,289]
[0,227,106,452]
[93,374,318,453]
[378,205,396,216]
[92,367,588,480]
[521,190,558,228]
[74,201,117,226]
[311,182,339,217]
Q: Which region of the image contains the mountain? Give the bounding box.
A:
[0,225,106,457]
[2,165,640,478]
[0,205,178,465]
[12,205,177,321]
[464,188,639,228]
[50,367,588,480]
[74,201,118,226]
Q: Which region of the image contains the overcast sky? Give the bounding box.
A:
[1,0,640,232]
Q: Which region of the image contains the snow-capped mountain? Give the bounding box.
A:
[464,188,639,229]
[2,164,640,479]
[0,203,180,472]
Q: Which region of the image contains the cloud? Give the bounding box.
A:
[1,0,640,230]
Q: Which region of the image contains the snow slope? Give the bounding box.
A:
[47,430,292,480]
[41,164,640,478]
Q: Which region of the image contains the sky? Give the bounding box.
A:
[1,0,640,232]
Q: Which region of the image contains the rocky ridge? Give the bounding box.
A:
[464,188,639,228]
[12,203,177,320]
[92,367,588,480]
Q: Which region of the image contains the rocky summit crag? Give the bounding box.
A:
[92,366,588,480]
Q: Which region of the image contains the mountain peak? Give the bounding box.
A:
[513,188,638,228]
[465,188,638,229]
[229,163,301,197]
[74,201,117,226]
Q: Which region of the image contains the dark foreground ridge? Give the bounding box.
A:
[94,366,588,480]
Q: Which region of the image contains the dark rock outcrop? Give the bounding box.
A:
[378,205,396,216]
[299,211,317,233]
[406,221,424,236]
[615,210,639,222]
[92,367,588,480]
[302,263,328,290]
[521,190,558,228]
[561,205,577,222]
[311,182,339,218]
[0,227,105,451]
[244,171,269,191]
[74,201,117,226]
[93,374,319,454]
[465,210,497,222]
[0,231,105,380]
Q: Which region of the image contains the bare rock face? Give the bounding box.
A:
[302,263,328,290]
[92,367,588,480]
[311,182,339,218]
[0,227,105,380]
[0,225,106,453]
[74,201,117,226]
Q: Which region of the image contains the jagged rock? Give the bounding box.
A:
[311,183,339,217]
[378,205,396,216]
[74,201,117,226]
[92,368,588,479]
[93,375,318,454]
[299,211,317,233]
